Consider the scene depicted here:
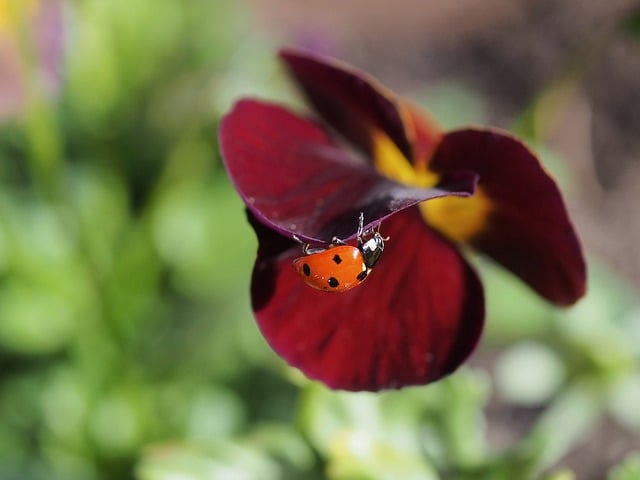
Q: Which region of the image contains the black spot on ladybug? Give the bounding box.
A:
[332,254,342,264]
[328,277,340,288]
[302,263,311,276]
[356,270,368,282]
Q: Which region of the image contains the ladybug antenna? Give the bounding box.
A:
[373,222,389,241]
[357,211,364,238]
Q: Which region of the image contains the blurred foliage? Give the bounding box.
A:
[0,1,639,479]
[608,454,640,480]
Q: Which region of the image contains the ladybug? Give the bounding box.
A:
[293,213,386,292]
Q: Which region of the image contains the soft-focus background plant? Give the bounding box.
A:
[0,1,639,479]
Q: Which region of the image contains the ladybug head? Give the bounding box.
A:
[359,232,385,269]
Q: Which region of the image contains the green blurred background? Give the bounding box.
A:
[0,1,639,479]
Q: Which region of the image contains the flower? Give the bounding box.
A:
[219,48,586,392]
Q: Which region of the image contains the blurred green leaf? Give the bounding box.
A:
[0,280,77,354]
[327,432,439,480]
[299,384,439,478]
[40,367,90,449]
[87,386,149,458]
[136,441,281,480]
[184,386,246,440]
[608,373,640,432]
[542,469,576,480]
[479,256,556,343]
[560,263,638,378]
[300,369,490,476]
[0,193,89,354]
[247,422,315,471]
[495,341,565,406]
[516,382,604,473]
[150,176,256,301]
[419,369,491,469]
[608,453,640,480]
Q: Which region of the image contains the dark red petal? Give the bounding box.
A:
[279,48,426,163]
[431,128,587,306]
[219,99,475,244]
[251,208,485,392]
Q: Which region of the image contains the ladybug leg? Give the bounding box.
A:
[295,235,327,254]
[331,237,347,246]
[303,243,326,255]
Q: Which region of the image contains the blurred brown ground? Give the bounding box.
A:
[247,1,640,478]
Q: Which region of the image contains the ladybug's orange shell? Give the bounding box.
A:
[293,245,370,292]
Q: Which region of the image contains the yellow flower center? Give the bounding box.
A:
[418,192,492,242]
[372,128,492,243]
[372,129,438,188]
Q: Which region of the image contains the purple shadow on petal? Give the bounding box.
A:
[219,98,477,245]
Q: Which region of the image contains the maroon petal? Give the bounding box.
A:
[251,208,485,392]
[431,128,587,306]
[280,48,422,163]
[219,99,476,244]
